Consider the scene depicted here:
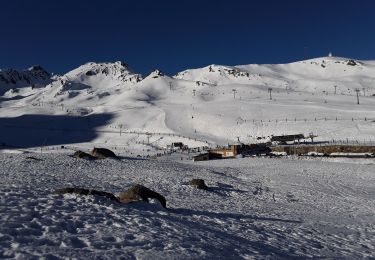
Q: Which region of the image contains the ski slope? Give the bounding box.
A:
[1,57,375,259]
[1,57,375,151]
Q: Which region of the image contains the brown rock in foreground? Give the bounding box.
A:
[189,179,208,190]
[54,185,167,209]
[73,151,96,160]
[118,184,167,208]
[91,148,118,159]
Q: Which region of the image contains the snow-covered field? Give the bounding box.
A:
[1,154,374,259]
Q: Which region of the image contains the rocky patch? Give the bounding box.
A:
[118,184,167,208]
[189,179,208,190]
[91,148,118,159]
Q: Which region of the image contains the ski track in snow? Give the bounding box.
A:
[0,154,374,259]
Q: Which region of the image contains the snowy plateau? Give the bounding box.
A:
[0,57,375,259]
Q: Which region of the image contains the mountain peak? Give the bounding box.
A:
[28,65,47,72]
[148,69,165,78]
[66,61,139,77]
[62,61,143,88]
[114,61,129,68]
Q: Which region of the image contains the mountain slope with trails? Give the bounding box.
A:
[1,58,375,259]
[1,56,375,151]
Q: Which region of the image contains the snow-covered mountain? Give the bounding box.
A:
[63,61,142,88]
[1,56,375,150]
[176,57,375,94]
[0,65,53,95]
[41,61,143,106]
[2,57,374,260]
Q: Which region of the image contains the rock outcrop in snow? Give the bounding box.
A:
[118,184,167,208]
[189,179,209,190]
[91,147,118,159]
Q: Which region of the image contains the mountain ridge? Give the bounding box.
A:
[1,56,374,148]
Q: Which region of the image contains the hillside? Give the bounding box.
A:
[1,56,375,152]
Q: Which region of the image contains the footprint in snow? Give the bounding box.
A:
[286,193,299,202]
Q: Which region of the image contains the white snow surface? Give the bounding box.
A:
[1,57,375,259]
[0,154,374,259]
[1,56,375,152]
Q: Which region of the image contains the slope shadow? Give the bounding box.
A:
[0,113,114,149]
[0,94,34,102]
[206,186,248,197]
[170,207,302,224]
[117,156,149,161]
[106,199,304,258]
[165,208,304,258]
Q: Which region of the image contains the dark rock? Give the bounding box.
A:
[347,60,357,66]
[73,150,96,160]
[189,179,208,190]
[25,156,43,161]
[54,187,120,202]
[91,148,118,159]
[149,69,164,78]
[118,184,167,208]
[153,69,164,77]
[85,70,96,76]
[28,65,45,72]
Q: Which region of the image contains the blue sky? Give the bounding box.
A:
[0,0,374,75]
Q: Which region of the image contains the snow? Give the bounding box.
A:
[0,154,374,258]
[1,56,375,151]
[1,57,375,258]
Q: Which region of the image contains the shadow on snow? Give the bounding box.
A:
[0,113,114,149]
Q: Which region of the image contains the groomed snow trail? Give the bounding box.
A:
[0,154,374,259]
